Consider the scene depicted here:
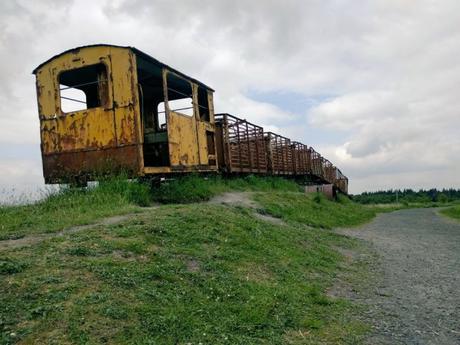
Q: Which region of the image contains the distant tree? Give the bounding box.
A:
[353,188,460,204]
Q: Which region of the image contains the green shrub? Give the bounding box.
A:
[151,175,217,204]
[151,174,301,204]
[0,257,27,275]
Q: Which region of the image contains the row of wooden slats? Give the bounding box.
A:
[216,113,268,173]
[215,113,348,194]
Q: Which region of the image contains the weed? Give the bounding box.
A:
[0,175,149,240]
[151,174,300,204]
[254,192,382,229]
[441,205,460,221]
[0,257,27,275]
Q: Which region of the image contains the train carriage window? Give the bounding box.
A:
[157,101,167,130]
[59,63,108,113]
[166,73,194,117]
[198,86,210,121]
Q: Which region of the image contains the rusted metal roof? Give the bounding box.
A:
[32,44,215,91]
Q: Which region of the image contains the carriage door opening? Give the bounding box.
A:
[137,63,170,167]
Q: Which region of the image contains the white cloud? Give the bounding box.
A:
[0,0,459,195]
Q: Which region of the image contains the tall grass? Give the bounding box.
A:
[0,174,301,239]
[152,174,300,203]
[0,176,151,240]
[441,205,460,221]
[254,191,391,229]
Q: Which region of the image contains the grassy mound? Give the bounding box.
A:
[0,176,151,240]
[254,192,393,229]
[151,174,300,203]
[0,175,300,240]
[0,176,394,343]
[0,200,369,344]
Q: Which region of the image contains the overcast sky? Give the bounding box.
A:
[1,0,459,199]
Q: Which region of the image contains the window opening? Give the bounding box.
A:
[198,87,210,121]
[157,102,167,130]
[166,73,194,117]
[59,63,108,113]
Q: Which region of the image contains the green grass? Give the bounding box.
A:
[152,174,300,203]
[440,205,460,221]
[0,200,370,344]
[0,177,393,344]
[0,175,299,241]
[0,176,150,240]
[254,192,398,229]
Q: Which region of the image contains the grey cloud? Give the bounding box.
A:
[0,0,459,194]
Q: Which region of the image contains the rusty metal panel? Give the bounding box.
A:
[196,121,217,167]
[55,108,116,151]
[109,48,137,108]
[265,132,294,175]
[35,68,57,118]
[215,113,267,173]
[167,111,200,167]
[110,49,141,147]
[42,145,139,183]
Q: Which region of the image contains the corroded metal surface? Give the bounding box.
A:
[42,146,139,183]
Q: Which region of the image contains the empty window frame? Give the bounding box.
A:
[166,73,194,117]
[59,63,108,113]
[157,101,167,130]
[197,86,210,121]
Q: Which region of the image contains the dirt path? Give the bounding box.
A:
[0,208,157,250]
[341,208,460,345]
[209,192,287,225]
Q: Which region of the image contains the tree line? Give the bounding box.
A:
[352,188,460,204]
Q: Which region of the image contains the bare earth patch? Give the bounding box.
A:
[0,208,157,251]
[209,192,258,208]
[210,192,287,226]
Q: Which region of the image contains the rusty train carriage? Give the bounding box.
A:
[33,44,217,183]
[33,44,348,194]
[215,113,267,174]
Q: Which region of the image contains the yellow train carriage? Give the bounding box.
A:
[33,44,217,183]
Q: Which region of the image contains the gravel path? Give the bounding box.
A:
[342,208,460,345]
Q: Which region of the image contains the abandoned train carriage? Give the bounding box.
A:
[33,44,218,183]
[33,44,348,194]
